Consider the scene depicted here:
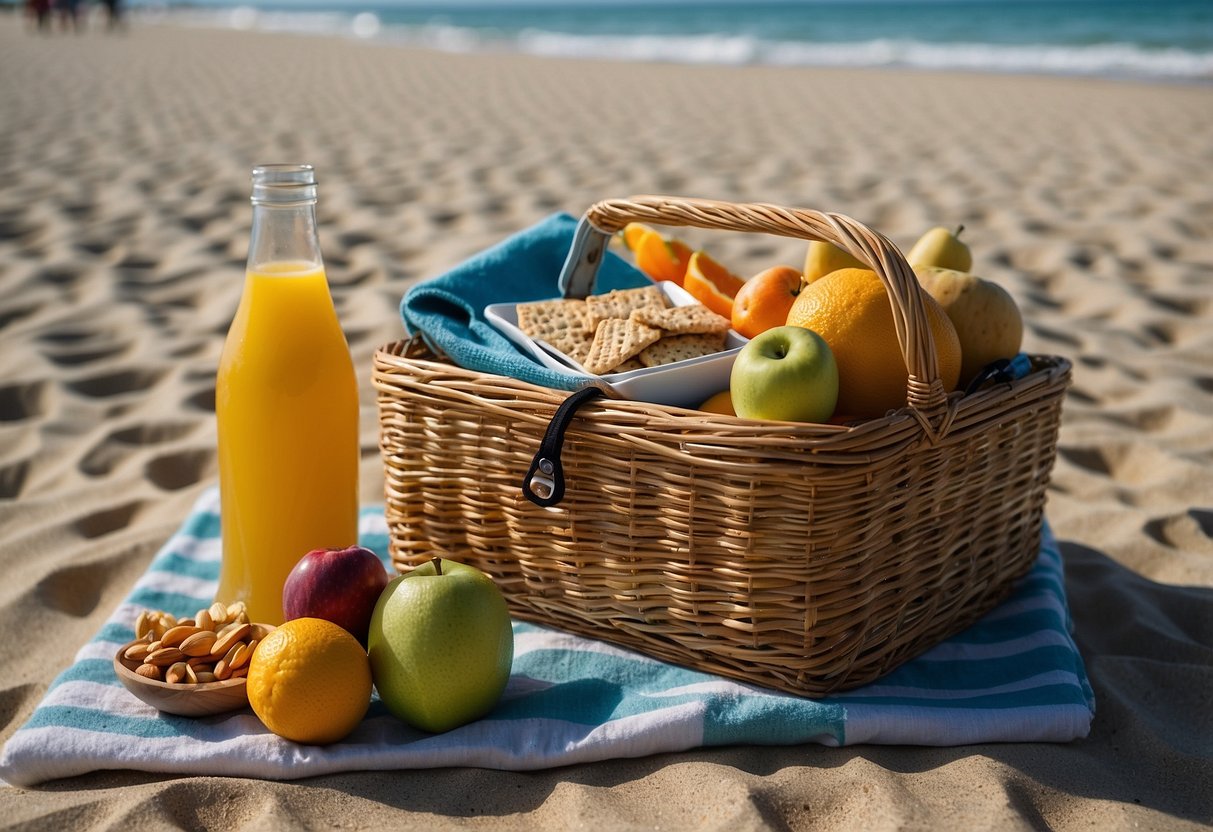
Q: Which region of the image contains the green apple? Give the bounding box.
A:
[907,226,973,272]
[367,558,513,733]
[914,265,1024,385]
[730,325,838,423]
[803,240,865,283]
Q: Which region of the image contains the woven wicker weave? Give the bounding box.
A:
[374,196,1071,697]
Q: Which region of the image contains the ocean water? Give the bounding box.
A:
[156,0,1213,82]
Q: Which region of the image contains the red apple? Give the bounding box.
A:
[282,546,390,644]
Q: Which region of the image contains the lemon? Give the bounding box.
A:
[246,617,372,745]
[698,390,735,415]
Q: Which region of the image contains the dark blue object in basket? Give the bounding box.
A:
[401,212,652,391]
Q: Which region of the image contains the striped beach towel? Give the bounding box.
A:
[0,487,1094,786]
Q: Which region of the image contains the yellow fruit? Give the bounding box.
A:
[906,226,972,272]
[698,390,735,415]
[246,617,372,745]
[785,268,961,418]
[803,240,865,283]
[914,266,1023,386]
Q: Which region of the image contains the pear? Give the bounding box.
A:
[914,266,1022,386]
[803,240,865,283]
[907,226,973,272]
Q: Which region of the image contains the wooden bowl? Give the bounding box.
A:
[114,640,250,717]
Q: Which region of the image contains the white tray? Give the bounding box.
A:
[485,281,748,409]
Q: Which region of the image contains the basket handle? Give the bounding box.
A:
[584,195,948,413]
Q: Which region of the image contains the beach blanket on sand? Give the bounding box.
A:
[0,487,1094,787]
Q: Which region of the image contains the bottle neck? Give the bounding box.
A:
[246,164,322,273]
[247,200,323,273]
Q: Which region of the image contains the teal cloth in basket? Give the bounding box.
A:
[400,212,651,390]
[0,488,1095,786]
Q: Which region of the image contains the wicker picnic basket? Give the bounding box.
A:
[373,196,1071,697]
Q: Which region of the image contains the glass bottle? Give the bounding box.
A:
[214,164,359,624]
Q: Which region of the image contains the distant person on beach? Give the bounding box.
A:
[25,0,53,32]
[57,0,83,33]
[101,0,125,31]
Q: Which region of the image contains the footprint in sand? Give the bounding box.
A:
[65,368,167,399]
[0,459,31,500]
[144,448,216,491]
[35,264,87,289]
[0,304,40,332]
[1143,509,1213,554]
[72,500,145,540]
[79,421,199,477]
[184,386,215,413]
[43,344,129,367]
[35,557,122,617]
[0,381,48,422]
[0,683,39,734]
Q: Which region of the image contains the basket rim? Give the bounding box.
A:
[373,338,1072,447]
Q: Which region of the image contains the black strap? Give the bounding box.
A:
[522,386,606,507]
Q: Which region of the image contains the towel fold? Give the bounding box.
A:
[0,487,1094,787]
[400,212,651,391]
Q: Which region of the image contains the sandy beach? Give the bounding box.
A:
[1,12,1212,829]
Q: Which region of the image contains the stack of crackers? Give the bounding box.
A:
[516,285,731,375]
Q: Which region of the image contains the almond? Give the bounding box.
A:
[249,623,276,641]
[210,623,250,658]
[124,641,152,662]
[209,602,229,628]
[161,624,201,648]
[134,610,154,640]
[147,646,187,666]
[165,662,188,685]
[136,663,162,681]
[180,631,217,657]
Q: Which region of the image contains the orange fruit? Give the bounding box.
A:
[698,390,735,415]
[246,617,372,745]
[683,250,745,319]
[633,229,692,286]
[785,268,961,419]
[730,265,805,339]
[621,222,655,252]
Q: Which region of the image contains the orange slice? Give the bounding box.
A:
[633,229,692,286]
[621,222,655,252]
[683,250,745,319]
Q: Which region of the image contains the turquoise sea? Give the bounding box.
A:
[153,0,1213,82]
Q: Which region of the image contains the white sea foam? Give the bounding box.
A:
[157,11,1213,82]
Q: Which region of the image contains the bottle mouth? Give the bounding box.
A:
[251,164,317,205]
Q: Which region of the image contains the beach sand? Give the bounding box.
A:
[2,14,1211,829]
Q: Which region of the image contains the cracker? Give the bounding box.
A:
[630,303,730,336]
[583,318,662,375]
[516,299,594,343]
[585,285,667,326]
[606,357,647,374]
[546,332,593,367]
[637,332,727,368]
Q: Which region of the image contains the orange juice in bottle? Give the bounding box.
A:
[215,164,359,624]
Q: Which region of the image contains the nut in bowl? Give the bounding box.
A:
[113,603,275,718]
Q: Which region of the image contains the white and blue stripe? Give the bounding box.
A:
[0,487,1094,786]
